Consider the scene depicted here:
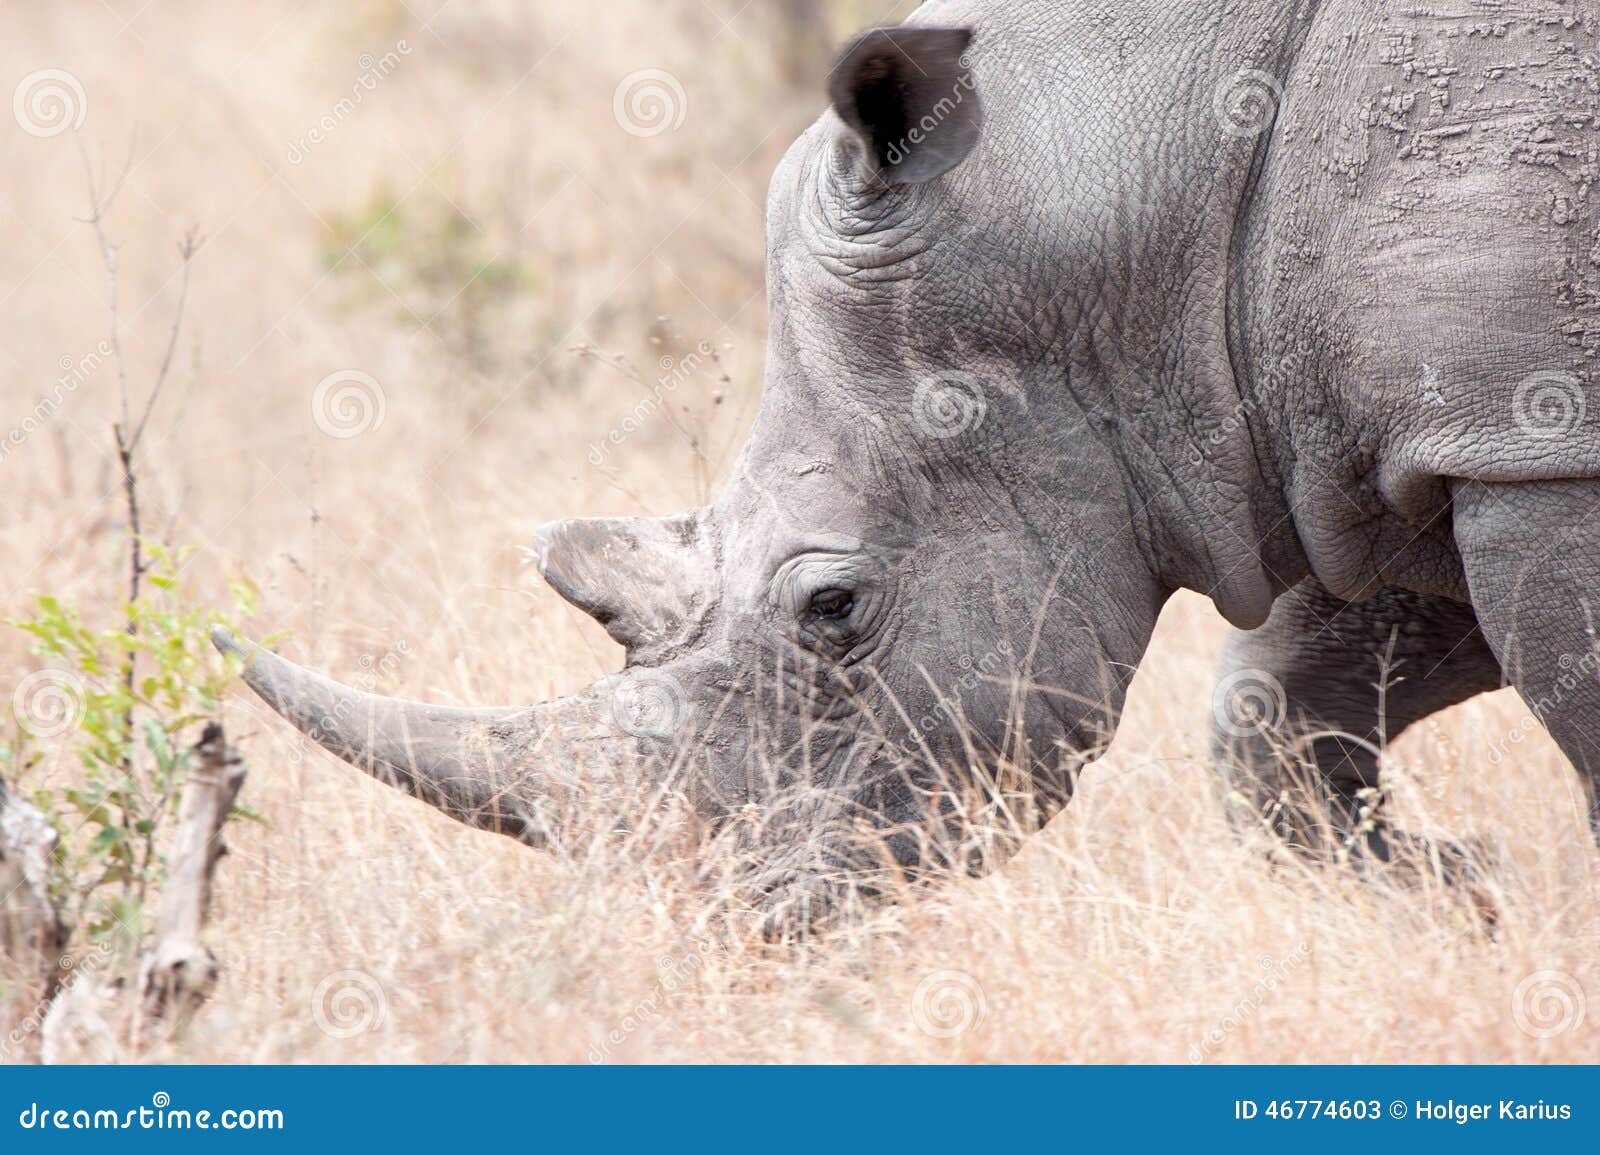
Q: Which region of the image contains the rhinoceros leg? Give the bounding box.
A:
[1453,477,1600,830]
[1212,575,1502,859]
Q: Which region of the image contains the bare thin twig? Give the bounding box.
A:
[76,136,202,907]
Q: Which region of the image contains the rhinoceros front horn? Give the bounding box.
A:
[210,627,628,849]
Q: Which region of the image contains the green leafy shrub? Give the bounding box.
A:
[4,543,265,947]
[320,187,531,373]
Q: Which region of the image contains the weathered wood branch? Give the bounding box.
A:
[39,721,247,1061]
[139,721,246,1026]
[0,777,64,1060]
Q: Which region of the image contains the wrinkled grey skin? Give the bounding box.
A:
[223,0,1600,929]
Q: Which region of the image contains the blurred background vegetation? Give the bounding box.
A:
[1,0,920,672]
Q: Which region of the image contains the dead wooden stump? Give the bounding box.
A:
[139,720,246,1028]
[31,721,246,1062]
[0,779,64,1061]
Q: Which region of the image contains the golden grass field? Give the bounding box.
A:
[3,0,1597,1062]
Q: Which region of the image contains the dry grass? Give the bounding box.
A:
[3,0,1597,1063]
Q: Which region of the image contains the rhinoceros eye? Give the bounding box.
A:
[808,587,854,620]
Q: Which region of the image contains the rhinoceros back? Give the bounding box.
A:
[1242,0,1600,597]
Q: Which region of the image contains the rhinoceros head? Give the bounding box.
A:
[222,25,1181,932]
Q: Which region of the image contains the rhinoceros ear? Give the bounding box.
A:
[828,26,980,185]
[532,513,711,656]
